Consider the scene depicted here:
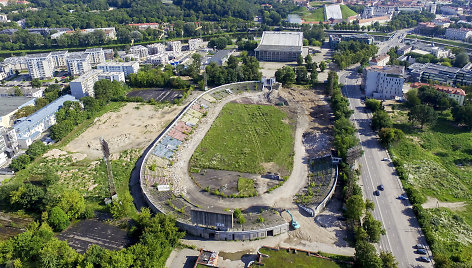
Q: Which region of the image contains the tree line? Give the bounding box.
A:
[333,40,378,70]
[205,53,261,86]
[326,71,397,267]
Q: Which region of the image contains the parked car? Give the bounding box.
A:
[378,184,384,191]
[398,195,408,200]
[416,249,427,255]
[418,256,431,263]
[415,244,425,249]
[382,157,390,161]
[374,190,380,196]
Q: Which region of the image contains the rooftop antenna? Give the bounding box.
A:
[100,137,118,204]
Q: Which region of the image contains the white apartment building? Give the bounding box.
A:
[363,65,405,100]
[130,45,149,60]
[26,53,55,79]
[97,61,139,77]
[445,28,472,40]
[70,69,125,99]
[103,49,114,60]
[2,56,28,71]
[50,51,69,68]
[147,43,166,55]
[85,48,106,65]
[66,53,92,76]
[145,53,169,65]
[188,38,203,51]
[168,41,182,55]
[369,54,390,66]
[440,6,463,15]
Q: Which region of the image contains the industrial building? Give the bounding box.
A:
[14,94,77,148]
[255,31,303,62]
[97,61,139,77]
[0,96,36,128]
[363,65,405,99]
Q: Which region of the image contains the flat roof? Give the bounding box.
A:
[366,65,405,75]
[0,96,35,116]
[255,31,303,52]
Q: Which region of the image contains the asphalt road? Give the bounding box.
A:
[339,70,433,268]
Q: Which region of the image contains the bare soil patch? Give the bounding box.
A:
[64,103,185,159]
[422,196,467,210]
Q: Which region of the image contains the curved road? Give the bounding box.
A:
[339,69,433,268]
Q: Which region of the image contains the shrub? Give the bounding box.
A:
[48,206,70,232]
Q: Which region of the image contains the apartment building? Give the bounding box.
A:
[363,65,405,100]
[408,63,461,85]
[145,53,169,65]
[26,53,55,79]
[0,96,36,128]
[14,94,78,148]
[168,41,182,55]
[369,54,390,66]
[70,69,125,99]
[188,38,204,51]
[0,126,18,166]
[66,53,91,76]
[103,49,114,60]
[130,45,149,60]
[85,48,106,65]
[147,43,166,55]
[445,28,472,41]
[50,51,69,68]
[97,61,139,77]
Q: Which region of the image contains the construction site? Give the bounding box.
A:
[138,80,342,242]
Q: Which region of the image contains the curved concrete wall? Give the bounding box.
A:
[139,81,290,240]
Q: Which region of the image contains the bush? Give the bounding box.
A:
[365,98,382,112]
[9,154,31,172]
[25,141,48,158]
[48,206,70,232]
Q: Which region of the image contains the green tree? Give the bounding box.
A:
[345,195,365,221]
[365,98,382,112]
[405,89,420,108]
[31,78,42,88]
[452,104,472,129]
[380,251,398,268]
[454,52,469,68]
[48,206,70,232]
[355,240,382,268]
[310,71,318,86]
[295,66,309,84]
[378,128,404,146]
[57,190,86,219]
[363,211,385,243]
[297,54,303,66]
[408,104,437,128]
[305,54,312,65]
[9,183,45,212]
[14,86,23,96]
[26,140,48,158]
[9,154,31,172]
[371,110,392,131]
[275,66,296,86]
[319,61,327,72]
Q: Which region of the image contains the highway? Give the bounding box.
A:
[339,70,433,268]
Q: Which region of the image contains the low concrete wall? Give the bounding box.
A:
[314,164,338,216]
[139,81,291,241]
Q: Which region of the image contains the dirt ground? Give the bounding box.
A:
[64,103,185,159]
[422,196,467,210]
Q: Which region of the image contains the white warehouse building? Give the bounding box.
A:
[255,31,303,62]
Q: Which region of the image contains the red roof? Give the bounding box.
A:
[410,82,467,96]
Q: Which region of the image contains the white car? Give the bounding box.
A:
[382,157,390,162]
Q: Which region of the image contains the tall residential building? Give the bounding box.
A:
[50,51,69,68]
[147,43,166,55]
[66,53,91,76]
[103,49,114,60]
[97,61,139,77]
[26,53,55,79]
[188,38,203,51]
[70,69,125,99]
[168,41,182,55]
[85,48,106,65]
[363,65,405,100]
[445,28,472,41]
[14,94,78,148]
[130,45,149,60]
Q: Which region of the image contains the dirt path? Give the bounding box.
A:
[64,103,185,159]
[170,90,309,210]
[422,196,467,210]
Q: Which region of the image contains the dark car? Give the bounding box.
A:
[398,195,408,200]
[416,249,427,255]
[415,244,425,249]
[418,256,431,263]
[374,190,380,196]
[378,184,384,191]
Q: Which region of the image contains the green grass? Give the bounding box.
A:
[340,5,357,19]
[191,103,294,175]
[237,178,257,197]
[257,248,351,268]
[389,109,472,262]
